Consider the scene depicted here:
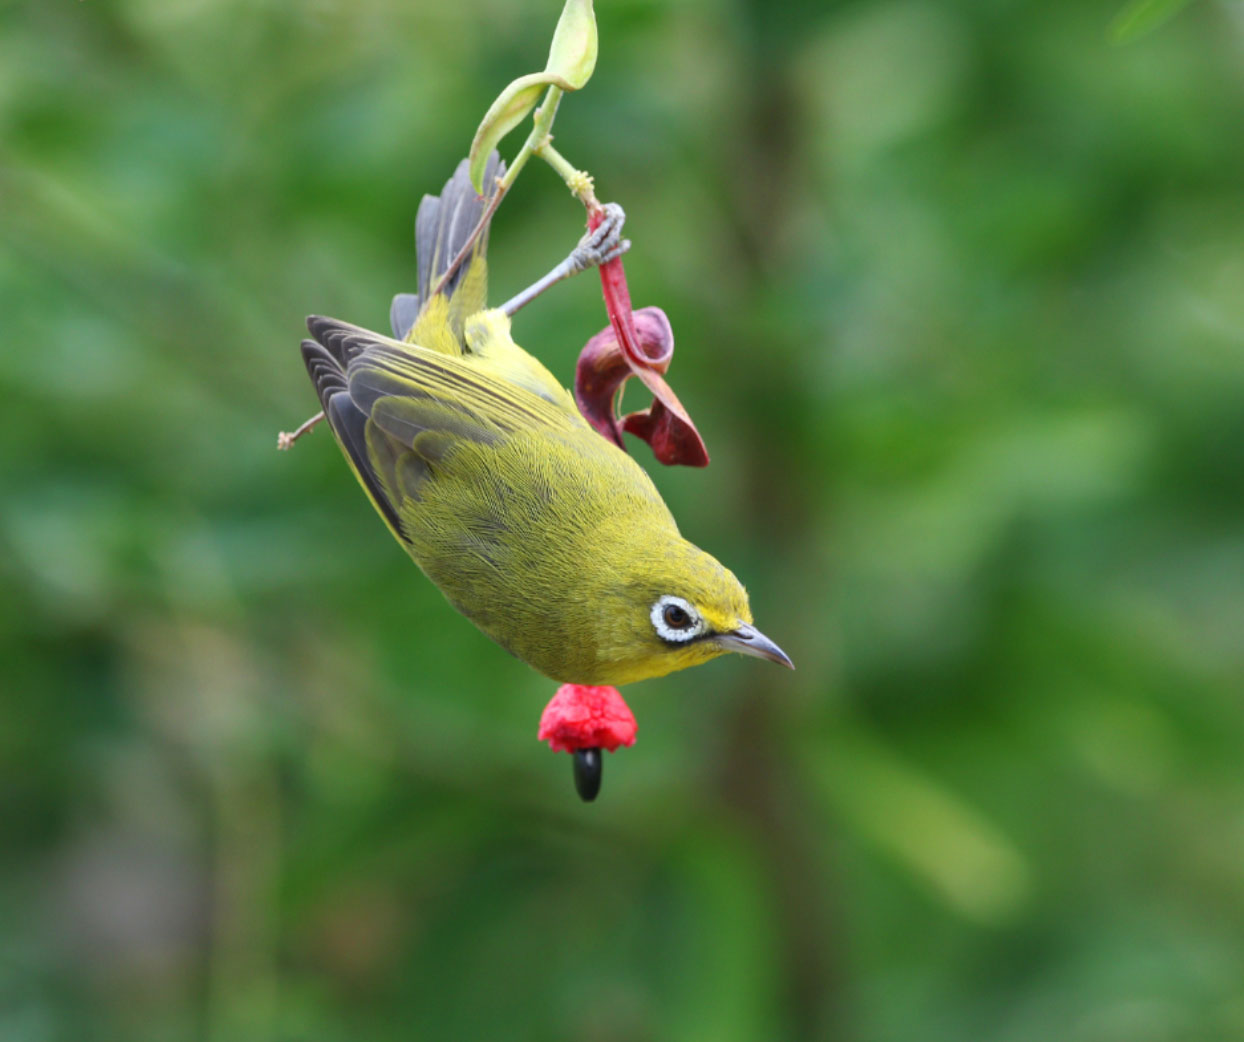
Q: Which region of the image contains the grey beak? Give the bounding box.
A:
[714,622,794,669]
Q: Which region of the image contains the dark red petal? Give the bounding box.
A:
[538,684,638,753]
[573,323,630,448]
[574,306,681,450]
[627,306,674,371]
[622,396,710,467]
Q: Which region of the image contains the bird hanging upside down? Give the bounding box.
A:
[300,154,792,686]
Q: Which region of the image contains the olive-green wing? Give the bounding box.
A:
[458,309,582,416]
[301,315,583,547]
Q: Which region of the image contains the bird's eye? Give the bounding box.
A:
[663,603,691,629]
[651,595,705,644]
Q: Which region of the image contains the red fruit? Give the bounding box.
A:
[538,684,638,753]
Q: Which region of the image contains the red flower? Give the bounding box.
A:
[538,684,637,753]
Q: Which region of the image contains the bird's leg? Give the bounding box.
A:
[500,202,630,317]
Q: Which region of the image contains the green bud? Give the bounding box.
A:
[545,0,598,91]
[468,0,599,191]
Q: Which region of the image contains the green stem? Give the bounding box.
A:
[499,84,564,191]
[534,140,600,210]
[431,85,567,299]
[535,140,577,183]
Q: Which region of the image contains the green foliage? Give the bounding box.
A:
[3,0,1244,1040]
[1110,0,1199,44]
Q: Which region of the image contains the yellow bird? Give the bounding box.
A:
[300,155,791,686]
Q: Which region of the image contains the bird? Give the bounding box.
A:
[299,154,792,686]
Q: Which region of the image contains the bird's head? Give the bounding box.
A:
[585,537,793,686]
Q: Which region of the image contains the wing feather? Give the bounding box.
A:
[300,338,406,540]
[341,332,582,435]
[302,315,587,550]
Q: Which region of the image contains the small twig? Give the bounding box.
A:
[277,410,324,450]
[536,141,600,211]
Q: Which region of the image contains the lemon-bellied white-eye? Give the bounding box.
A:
[300,154,792,685]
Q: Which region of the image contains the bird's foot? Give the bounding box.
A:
[568,202,630,273]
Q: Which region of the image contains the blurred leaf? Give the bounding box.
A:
[807,729,1032,924]
[1109,0,1197,43]
[468,73,547,191]
[662,831,777,1042]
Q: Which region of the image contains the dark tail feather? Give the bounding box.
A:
[390,292,420,340]
[414,151,506,304]
[301,326,405,540]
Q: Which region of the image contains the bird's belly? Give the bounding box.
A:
[402,468,601,680]
[418,554,599,683]
[395,428,678,684]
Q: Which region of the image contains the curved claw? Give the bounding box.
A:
[598,238,631,265]
[569,202,628,273]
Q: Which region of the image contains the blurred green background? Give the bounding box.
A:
[3,0,1244,1039]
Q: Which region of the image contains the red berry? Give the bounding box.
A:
[537,684,637,753]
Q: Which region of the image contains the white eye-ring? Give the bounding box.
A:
[651,595,706,643]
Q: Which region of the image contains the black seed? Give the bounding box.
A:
[573,747,602,802]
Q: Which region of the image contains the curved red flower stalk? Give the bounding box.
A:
[538,684,637,753]
[573,206,710,468]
